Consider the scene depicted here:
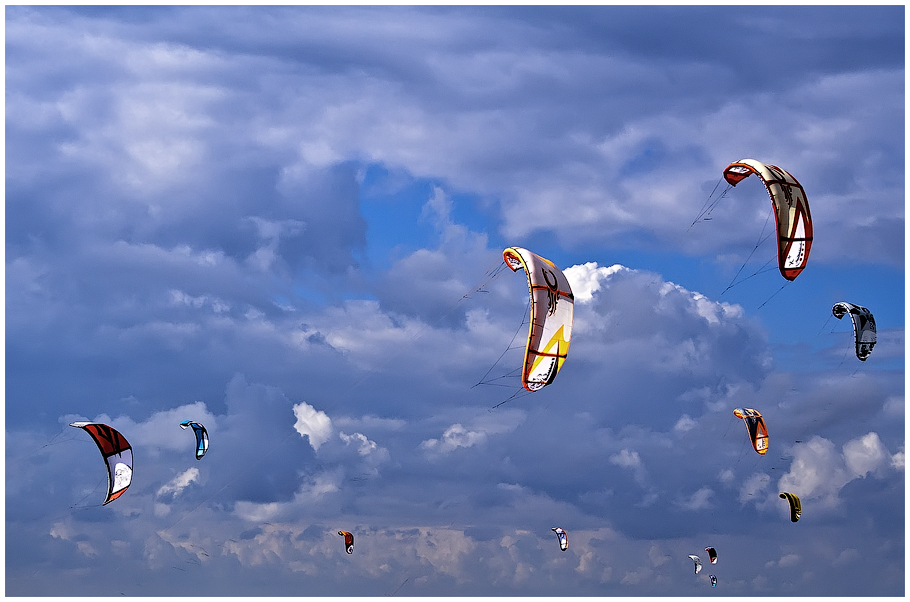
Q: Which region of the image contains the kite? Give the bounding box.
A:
[832,302,877,361]
[733,407,768,455]
[723,159,813,281]
[338,530,354,554]
[710,574,717,587]
[780,492,802,522]
[179,420,209,460]
[688,554,703,574]
[551,527,568,551]
[503,247,575,392]
[705,547,717,564]
[69,422,133,505]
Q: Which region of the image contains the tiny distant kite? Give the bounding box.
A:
[710,574,717,587]
[179,420,209,460]
[733,407,768,455]
[69,421,133,505]
[551,527,568,551]
[688,554,702,574]
[779,492,802,522]
[705,547,717,564]
[338,530,354,554]
[502,247,575,392]
[722,159,813,281]
[832,302,877,361]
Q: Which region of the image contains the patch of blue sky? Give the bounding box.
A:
[358,164,441,270]
[358,163,505,267]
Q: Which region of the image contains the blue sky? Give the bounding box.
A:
[5,5,905,597]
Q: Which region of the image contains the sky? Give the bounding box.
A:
[4,4,905,598]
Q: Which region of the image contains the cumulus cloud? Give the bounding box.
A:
[157,468,200,499]
[673,414,697,433]
[335,431,391,477]
[339,431,380,457]
[610,448,642,469]
[777,432,901,510]
[420,410,524,456]
[562,260,769,399]
[609,448,651,489]
[675,486,714,511]
[421,423,486,454]
[293,401,333,451]
[842,432,889,478]
[773,553,801,568]
[563,262,628,303]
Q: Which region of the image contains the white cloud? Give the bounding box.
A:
[842,432,888,478]
[337,431,391,472]
[610,448,641,469]
[338,431,380,457]
[420,410,524,455]
[777,432,900,510]
[156,467,200,498]
[676,486,714,511]
[673,414,697,433]
[293,401,333,451]
[609,448,651,489]
[420,423,487,454]
[563,262,627,303]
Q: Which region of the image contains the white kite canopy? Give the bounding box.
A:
[723,158,813,281]
[502,247,575,392]
[69,422,133,505]
[832,302,877,361]
[551,527,568,551]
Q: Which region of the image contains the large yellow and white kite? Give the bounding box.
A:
[502,247,574,392]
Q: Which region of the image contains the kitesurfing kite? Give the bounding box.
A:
[69,422,133,505]
[733,407,768,455]
[338,530,354,554]
[502,247,574,392]
[722,159,813,281]
[179,420,209,460]
[688,554,703,574]
[710,574,717,587]
[551,527,568,551]
[832,302,877,361]
[780,492,802,522]
[705,547,717,564]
